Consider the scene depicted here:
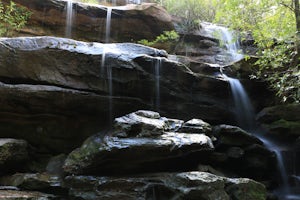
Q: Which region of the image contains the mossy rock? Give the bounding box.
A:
[262,119,300,136]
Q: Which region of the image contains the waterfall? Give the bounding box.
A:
[101,47,113,127]
[226,77,255,131]
[155,58,162,111]
[126,0,143,4]
[65,0,74,38]
[200,22,243,63]
[107,58,113,127]
[226,75,299,200]
[105,7,112,43]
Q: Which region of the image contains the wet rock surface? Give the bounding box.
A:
[63,172,267,200]
[0,36,235,153]
[63,111,214,175]
[0,110,276,199]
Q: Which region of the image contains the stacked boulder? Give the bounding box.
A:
[61,110,271,199]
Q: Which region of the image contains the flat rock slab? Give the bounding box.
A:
[64,171,267,200]
[0,173,62,191]
[0,190,56,200]
[63,131,214,175]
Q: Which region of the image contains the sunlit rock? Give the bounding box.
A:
[0,190,56,200]
[6,0,174,42]
[177,118,212,135]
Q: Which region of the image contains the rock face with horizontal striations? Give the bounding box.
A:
[0,36,235,153]
[6,0,174,42]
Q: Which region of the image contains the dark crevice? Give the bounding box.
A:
[0,76,107,96]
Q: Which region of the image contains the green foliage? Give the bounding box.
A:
[214,0,296,45]
[252,42,300,103]
[138,30,179,47]
[0,1,31,36]
[214,0,299,103]
[159,0,218,32]
[79,0,99,4]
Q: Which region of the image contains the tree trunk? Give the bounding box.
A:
[292,0,300,66]
[295,0,300,32]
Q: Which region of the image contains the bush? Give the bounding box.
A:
[0,1,31,36]
[252,41,300,103]
[158,0,218,32]
[138,30,179,47]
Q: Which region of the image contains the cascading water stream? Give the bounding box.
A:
[154,58,162,111]
[101,47,113,127]
[226,75,299,199]
[227,77,255,131]
[218,26,299,199]
[200,22,243,63]
[107,58,113,127]
[65,0,74,38]
[105,7,112,43]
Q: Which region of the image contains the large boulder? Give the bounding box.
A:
[0,139,28,175]
[7,0,174,42]
[112,110,170,137]
[213,125,263,147]
[210,125,276,180]
[0,36,235,153]
[177,118,212,135]
[63,172,267,200]
[63,110,214,175]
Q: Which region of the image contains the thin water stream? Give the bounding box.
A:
[155,58,162,111]
[226,76,294,199]
[219,25,299,199]
[105,7,112,43]
[65,0,74,38]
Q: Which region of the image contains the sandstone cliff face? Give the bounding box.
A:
[6,0,174,42]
